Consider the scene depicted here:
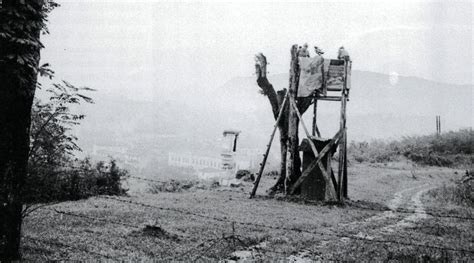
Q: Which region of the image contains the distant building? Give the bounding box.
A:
[167,130,261,179]
[168,153,221,169]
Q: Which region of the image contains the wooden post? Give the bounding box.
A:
[250,91,289,198]
[312,98,321,137]
[285,44,300,193]
[327,150,335,197]
[337,61,349,201]
[343,134,348,198]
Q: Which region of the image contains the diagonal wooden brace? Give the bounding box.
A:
[288,97,336,197]
[250,91,289,198]
[289,128,343,196]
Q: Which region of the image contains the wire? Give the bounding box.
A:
[128,175,474,221]
[98,196,474,254]
[24,235,116,260]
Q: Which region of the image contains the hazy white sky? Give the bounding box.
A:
[41,0,472,101]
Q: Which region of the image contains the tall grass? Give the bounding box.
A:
[427,170,473,207]
[349,128,473,167]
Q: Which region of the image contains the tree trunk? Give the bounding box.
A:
[285,45,300,193]
[0,1,44,260]
[255,52,313,195]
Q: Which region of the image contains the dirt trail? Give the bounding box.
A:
[347,183,440,239]
[230,183,443,261]
[381,185,436,233]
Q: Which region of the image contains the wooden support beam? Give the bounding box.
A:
[326,87,343,92]
[250,91,289,198]
[289,129,343,196]
[312,98,321,137]
[285,44,300,192]
[315,96,342,102]
[329,167,338,197]
[343,137,348,198]
[338,61,349,201]
[289,97,335,198]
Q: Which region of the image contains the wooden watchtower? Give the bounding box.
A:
[299,58,351,201]
[250,44,351,202]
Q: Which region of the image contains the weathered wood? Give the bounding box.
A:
[255,52,314,194]
[329,166,339,196]
[342,62,350,198]
[285,44,300,193]
[255,53,280,119]
[289,129,343,196]
[299,138,333,200]
[337,61,349,201]
[343,136,348,198]
[327,153,340,197]
[250,91,289,198]
[312,98,321,137]
[255,54,289,193]
[326,87,344,91]
[315,96,342,102]
[289,97,334,197]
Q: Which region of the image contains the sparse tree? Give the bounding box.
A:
[24,80,95,209]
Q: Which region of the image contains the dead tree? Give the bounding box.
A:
[254,46,312,194]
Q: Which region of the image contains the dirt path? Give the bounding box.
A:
[343,183,440,240]
[381,184,436,233]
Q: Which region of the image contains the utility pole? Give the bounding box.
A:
[436,115,441,135]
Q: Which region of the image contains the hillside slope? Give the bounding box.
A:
[73,71,472,169]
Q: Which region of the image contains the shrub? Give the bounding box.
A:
[400,129,473,166]
[148,180,201,193]
[348,140,399,164]
[24,158,129,206]
[147,178,226,193]
[427,170,473,207]
[349,129,473,167]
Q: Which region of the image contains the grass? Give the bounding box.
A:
[20,162,473,261]
[349,128,473,167]
[425,170,473,208]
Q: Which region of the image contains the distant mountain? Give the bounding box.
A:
[73,70,472,166]
[213,70,472,141]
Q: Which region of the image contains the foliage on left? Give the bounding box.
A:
[24,80,129,216]
[0,1,60,260]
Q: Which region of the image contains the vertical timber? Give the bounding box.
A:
[285,45,300,193]
[250,92,289,198]
[338,61,349,200]
[312,98,321,137]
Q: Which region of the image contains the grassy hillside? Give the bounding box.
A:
[349,128,473,167]
[22,163,472,261]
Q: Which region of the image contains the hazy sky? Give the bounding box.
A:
[41,0,472,101]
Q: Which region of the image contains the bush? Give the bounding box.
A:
[400,129,473,166]
[148,180,202,193]
[349,129,473,167]
[348,140,399,164]
[427,170,473,207]
[24,158,129,205]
